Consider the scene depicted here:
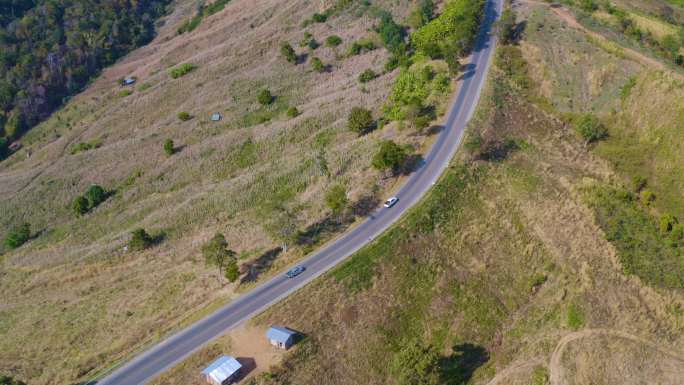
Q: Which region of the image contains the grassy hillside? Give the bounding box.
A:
[0,0,448,383]
[154,2,684,384]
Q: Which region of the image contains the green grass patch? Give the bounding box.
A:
[169,63,198,79]
[585,185,684,289]
[70,139,102,154]
[566,302,585,330]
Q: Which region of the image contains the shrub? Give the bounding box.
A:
[574,114,607,143]
[177,111,192,121]
[257,89,274,105]
[311,57,325,72]
[224,260,240,282]
[281,42,297,63]
[359,69,378,83]
[326,35,343,47]
[85,184,107,208]
[129,228,153,251]
[168,63,198,78]
[639,189,655,205]
[299,32,313,47]
[347,107,374,134]
[372,140,408,174]
[391,339,440,385]
[308,38,319,50]
[325,184,348,215]
[164,139,174,155]
[659,214,678,233]
[4,223,30,249]
[349,38,376,55]
[312,13,327,23]
[286,106,300,118]
[73,196,89,216]
[70,139,101,154]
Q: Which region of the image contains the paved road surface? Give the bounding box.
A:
[97,0,503,383]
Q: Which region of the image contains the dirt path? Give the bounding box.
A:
[548,329,684,385]
[516,0,668,71]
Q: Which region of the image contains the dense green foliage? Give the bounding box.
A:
[201,233,237,279]
[168,63,198,79]
[391,339,440,385]
[325,184,348,215]
[348,38,376,55]
[347,107,374,134]
[0,0,171,145]
[411,0,484,59]
[73,184,109,216]
[257,89,274,105]
[588,186,684,289]
[385,64,449,121]
[407,0,435,30]
[4,223,30,249]
[372,140,409,174]
[574,114,607,143]
[177,0,232,34]
[325,35,343,47]
[164,138,174,155]
[129,228,153,251]
[376,10,407,55]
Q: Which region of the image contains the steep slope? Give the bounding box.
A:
[0,1,434,383]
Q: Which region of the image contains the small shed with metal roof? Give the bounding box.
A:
[201,355,242,385]
[266,326,297,350]
[211,113,221,121]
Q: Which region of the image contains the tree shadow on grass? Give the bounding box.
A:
[352,194,381,217]
[439,343,489,385]
[240,247,283,284]
[295,216,350,247]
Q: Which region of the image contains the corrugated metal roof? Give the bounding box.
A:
[211,113,221,121]
[202,355,242,383]
[266,326,296,343]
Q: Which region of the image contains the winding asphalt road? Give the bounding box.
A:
[97,0,502,383]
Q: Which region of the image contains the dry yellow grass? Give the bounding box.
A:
[0,0,428,384]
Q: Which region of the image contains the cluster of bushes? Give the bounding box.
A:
[70,139,102,155]
[169,63,198,79]
[588,185,684,289]
[177,0,232,34]
[411,0,484,61]
[384,64,449,129]
[299,33,319,50]
[347,107,375,135]
[349,38,376,55]
[599,3,684,65]
[72,184,109,216]
[574,114,608,143]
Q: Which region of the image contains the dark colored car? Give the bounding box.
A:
[286,265,306,278]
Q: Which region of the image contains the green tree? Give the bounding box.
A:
[325,184,348,216]
[575,114,607,143]
[372,140,408,174]
[224,259,240,282]
[407,0,435,29]
[326,35,343,47]
[129,228,153,251]
[258,89,274,105]
[280,42,297,63]
[4,223,30,249]
[264,207,299,252]
[202,233,237,279]
[311,57,325,72]
[164,138,174,155]
[347,107,374,134]
[391,339,440,385]
[85,185,107,209]
[73,196,89,216]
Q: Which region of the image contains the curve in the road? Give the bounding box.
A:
[96,0,503,383]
